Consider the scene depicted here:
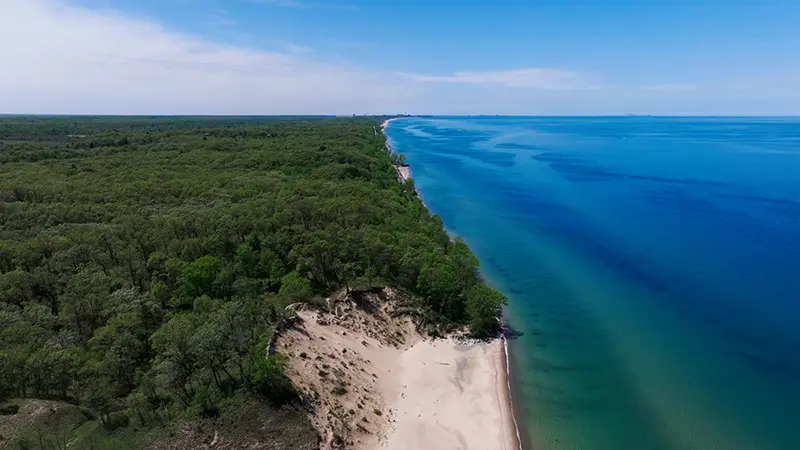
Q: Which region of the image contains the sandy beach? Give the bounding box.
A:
[379,338,519,450]
[276,289,519,450]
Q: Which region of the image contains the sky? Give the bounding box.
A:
[1,0,799,115]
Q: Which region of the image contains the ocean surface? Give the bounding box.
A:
[384,117,800,450]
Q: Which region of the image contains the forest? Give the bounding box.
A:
[0,116,506,448]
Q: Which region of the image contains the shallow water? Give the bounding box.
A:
[385,117,800,450]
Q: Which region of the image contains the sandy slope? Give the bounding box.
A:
[276,289,517,450]
[394,165,411,182]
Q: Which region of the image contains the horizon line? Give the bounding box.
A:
[2,114,800,118]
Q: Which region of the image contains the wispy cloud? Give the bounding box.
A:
[0,0,405,115]
[408,68,598,90]
[641,84,698,92]
[244,0,359,11]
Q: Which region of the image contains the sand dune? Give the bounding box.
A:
[276,290,518,450]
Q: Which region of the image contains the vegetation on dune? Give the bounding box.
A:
[0,116,506,448]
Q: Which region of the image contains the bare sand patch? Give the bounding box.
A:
[395,165,411,182]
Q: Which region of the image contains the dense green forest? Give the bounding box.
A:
[0,116,505,448]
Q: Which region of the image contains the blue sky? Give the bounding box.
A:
[2,0,799,114]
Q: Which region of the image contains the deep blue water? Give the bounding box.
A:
[385,117,800,450]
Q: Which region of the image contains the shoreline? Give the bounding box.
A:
[499,337,524,450]
[380,118,396,131]
[382,118,413,183]
[503,336,524,450]
[380,119,522,450]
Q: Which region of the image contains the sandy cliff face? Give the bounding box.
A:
[274,288,420,450]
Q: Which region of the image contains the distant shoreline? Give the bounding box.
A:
[383,118,412,183]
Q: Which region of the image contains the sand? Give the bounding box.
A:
[395,165,411,182]
[381,118,395,130]
[275,289,421,449]
[276,289,519,450]
[380,338,519,450]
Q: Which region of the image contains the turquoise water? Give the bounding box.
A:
[385,117,800,450]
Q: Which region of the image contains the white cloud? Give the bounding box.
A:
[0,0,404,114]
[0,0,598,115]
[640,84,698,93]
[4,0,790,115]
[408,68,597,90]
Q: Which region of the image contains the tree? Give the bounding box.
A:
[182,256,220,298]
[466,285,507,338]
[0,270,35,308]
[448,239,480,286]
[235,244,260,278]
[59,270,119,343]
[278,272,312,303]
[258,249,286,289]
[85,292,156,399]
[417,252,469,321]
[150,313,201,405]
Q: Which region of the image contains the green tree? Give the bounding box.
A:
[59,270,119,343]
[278,272,312,303]
[0,270,35,308]
[417,252,468,320]
[258,249,286,289]
[466,285,507,338]
[182,256,220,298]
[150,313,200,405]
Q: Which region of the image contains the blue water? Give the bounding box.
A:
[385,117,800,450]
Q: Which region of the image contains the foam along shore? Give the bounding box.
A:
[379,338,519,450]
[276,290,519,450]
[381,118,396,130]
